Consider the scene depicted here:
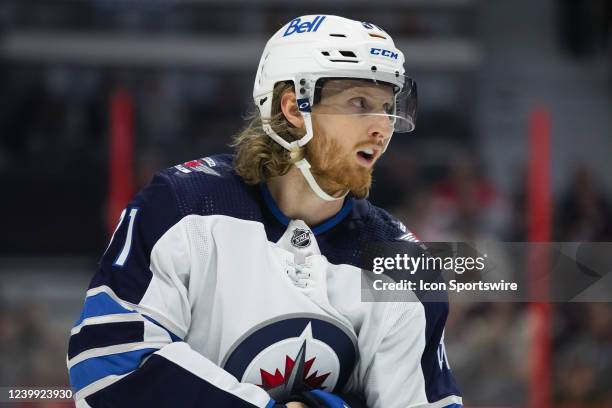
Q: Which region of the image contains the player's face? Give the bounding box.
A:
[306,81,395,199]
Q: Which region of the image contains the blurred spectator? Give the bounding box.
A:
[446,302,530,407]
[394,151,511,241]
[429,151,510,240]
[556,164,612,241]
[0,302,68,387]
[554,303,612,405]
[546,165,612,405]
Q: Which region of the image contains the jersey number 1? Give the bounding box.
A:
[110,207,139,267]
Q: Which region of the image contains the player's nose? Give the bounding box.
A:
[367,115,393,143]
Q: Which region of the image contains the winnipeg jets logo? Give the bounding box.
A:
[239,323,339,400]
[221,316,357,403]
[291,228,311,248]
[259,324,331,399]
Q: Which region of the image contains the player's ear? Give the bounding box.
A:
[280,90,304,129]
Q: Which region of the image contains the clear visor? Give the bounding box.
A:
[312,76,417,133]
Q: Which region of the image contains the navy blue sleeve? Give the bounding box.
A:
[421,301,463,406]
[67,173,278,408]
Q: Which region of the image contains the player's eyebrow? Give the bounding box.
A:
[344,87,394,102]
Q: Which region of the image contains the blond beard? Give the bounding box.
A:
[304,133,373,199]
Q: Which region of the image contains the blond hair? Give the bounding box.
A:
[231,81,306,184]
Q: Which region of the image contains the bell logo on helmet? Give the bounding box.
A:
[370,47,399,60]
[283,16,326,37]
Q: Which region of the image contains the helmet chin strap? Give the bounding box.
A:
[294,158,347,202]
[263,111,348,202]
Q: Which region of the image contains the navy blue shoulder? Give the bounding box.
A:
[156,154,263,222]
[90,154,264,302]
[346,199,417,242]
[319,198,420,269]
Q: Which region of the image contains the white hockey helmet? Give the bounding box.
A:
[253,15,417,201]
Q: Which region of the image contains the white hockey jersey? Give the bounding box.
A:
[67,154,462,408]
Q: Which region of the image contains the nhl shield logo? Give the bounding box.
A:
[290,228,311,248]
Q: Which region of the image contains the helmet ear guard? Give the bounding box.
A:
[293,76,317,148]
[257,76,316,151]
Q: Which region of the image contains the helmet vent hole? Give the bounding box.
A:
[339,51,356,58]
[329,33,347,38]
[369,33,387,39]
[321,51,330,56]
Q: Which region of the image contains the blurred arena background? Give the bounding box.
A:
[0,0,611,407]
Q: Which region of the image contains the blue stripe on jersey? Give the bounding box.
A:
[259,183,353,236]
[84,353,269,408]
[74,292,136,327]
[69,348,158,392]
[443,404,462,408]
[68,321,145,360]
[312,199,353,235]
[143,315,181,342]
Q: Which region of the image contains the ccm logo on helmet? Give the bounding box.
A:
[370,48,399,60]
[283,16,326,37]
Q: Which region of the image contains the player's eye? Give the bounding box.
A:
[383,103,394,115]
[349,97,368,110]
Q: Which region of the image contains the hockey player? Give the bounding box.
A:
[67,15,462,408]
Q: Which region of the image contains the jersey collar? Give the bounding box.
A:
[259,183,353,236]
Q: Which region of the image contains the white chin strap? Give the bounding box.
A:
[263,111,347,202]
[294,158,347,201]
